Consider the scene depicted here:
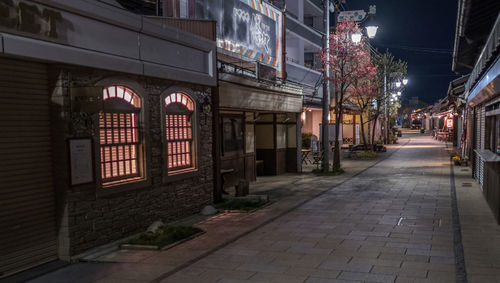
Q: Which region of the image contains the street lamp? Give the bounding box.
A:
[395,81,401,88]
[402,78,409,85]
[397,91,401,96]
[351,32,362,44]
[365,25,378,38]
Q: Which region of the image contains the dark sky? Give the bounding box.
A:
[339,0,460,105]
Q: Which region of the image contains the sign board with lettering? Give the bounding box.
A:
[69,138,94,186]
[338,10,366,22]
[207,0,283,72]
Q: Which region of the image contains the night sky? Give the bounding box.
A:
[339,0,460,105]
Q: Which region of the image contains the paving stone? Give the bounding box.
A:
[285,267,341,279]
[318,261,373,273]
[338,271,396,283]
[236,263,287,274]
[371,265,427,278]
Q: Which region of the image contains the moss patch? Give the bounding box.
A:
[127,225,203,248]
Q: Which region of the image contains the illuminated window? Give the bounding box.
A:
[164,92,196,173]
[99,86,142,183]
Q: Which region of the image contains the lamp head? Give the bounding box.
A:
[351,33,362,44]
[395,81,402,88]
[365,25,378,38]
[402,78,409,85]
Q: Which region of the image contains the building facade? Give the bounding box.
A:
[0,0,216,277]
[283,0,324,140]
[170,0,304,196]
[452,0,500,222]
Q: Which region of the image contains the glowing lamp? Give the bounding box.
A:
[301,111,306,121]
[351,33,362,44]
[397,91,401,96]
[365,26,378,39]
[402,78,408,85]
[395,81,402,88]
[327,113,331,122]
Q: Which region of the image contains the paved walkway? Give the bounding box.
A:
[27,133,500,282]
[162,135,458,283]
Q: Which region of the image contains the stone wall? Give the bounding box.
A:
[51,67,213,256]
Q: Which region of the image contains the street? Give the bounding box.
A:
[27,132,500,283]
[164,134,458,283]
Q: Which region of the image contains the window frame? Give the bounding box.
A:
[161,88,200,182]
[99,87,142,184]
[93,80,151,194]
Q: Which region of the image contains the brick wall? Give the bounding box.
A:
[50,67,213,256]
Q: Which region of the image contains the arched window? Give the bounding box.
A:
[163,92,196,173]
[99,86,143,183]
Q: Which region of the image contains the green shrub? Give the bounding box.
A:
[302,132,313,148]
[356,151,377,160]
[128,225,203,248]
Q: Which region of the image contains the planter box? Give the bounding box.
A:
[120,231,205,251]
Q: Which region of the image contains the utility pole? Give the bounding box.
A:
[384,64,388,144]
[321,0,331,172]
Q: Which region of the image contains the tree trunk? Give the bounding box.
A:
[371,112,380,149]
[333,104,343,171]
[359,110,368,148]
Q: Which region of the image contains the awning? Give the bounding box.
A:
[219,81,303,113]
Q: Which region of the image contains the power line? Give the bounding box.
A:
[373,43,453,54]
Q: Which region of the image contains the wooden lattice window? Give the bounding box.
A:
[99,86,142,183]
[164,92,195,172]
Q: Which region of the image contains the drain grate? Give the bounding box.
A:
[462,182,472,187]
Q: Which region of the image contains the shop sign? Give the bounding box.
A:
[447,118,453,129]
[215,0,283,71]
[338,10,366,22]
[0,0,63,39]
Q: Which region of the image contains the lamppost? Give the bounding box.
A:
[322,2,378,172]
[321,0,333,172]
[384,73,407,142]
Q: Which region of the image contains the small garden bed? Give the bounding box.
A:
[312,168,345,176]
[122,225,204,250]
[355,150,377,160]
[215,198,269,212]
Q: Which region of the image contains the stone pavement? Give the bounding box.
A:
[28,133,500,283]
[453,162,500,282]
[162,135,458,283]
[28,140,401,283]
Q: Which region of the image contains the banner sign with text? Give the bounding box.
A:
[216,0,283,71]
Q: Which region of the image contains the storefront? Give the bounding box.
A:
[217,76,302,188]
[0,0,216,277]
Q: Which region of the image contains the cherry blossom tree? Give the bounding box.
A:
[318,21,376,170]
[348,53,378,148]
